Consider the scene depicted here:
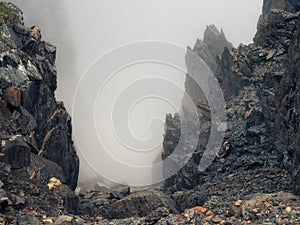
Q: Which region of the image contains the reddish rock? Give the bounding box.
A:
[3,86,21,107]
[191,206,208,214]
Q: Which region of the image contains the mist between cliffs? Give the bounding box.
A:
[7,0,263,187]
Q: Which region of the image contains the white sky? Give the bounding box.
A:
[64,0,263,76]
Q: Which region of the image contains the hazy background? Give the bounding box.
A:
[9,0,263,185]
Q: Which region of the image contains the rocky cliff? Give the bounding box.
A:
[0,1,79,217]
[2,0,300,224]
[255,3,300,194]
[163,0,300,206]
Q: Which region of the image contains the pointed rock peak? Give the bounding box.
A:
[204,24,220,40]
[203,25,233,50]
[189,24,232,72]
[193,38,205,50]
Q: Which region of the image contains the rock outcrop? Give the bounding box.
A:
[244,0,300,195]
[184,25,233,102]
[262,0,300,19]
[0,2,79,216]
[163,0,300,199]
[2,0,300,224]
[263,12,300,195]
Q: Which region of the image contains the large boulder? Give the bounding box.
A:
[1,137,31,169]
[99,190,178,219]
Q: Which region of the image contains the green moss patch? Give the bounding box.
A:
[0,3,21,25]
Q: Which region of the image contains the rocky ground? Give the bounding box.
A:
[0,0,300,224]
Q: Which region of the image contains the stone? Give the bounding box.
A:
[93,198,107,207]
[212,215,223,223]
[38,106,79,190]
[191,206,208,214]
[83,192,95,199]
[108,187,130,200]
[19,216,40,225]
[54,215,73,225]
[99,190,178,219]
[63,194,79,215]
[0,188,9,209]
[1,138,31,169]
[235,200,243,206]
[285,206,292,212]
[145,207,169,223]
[12,194,25,206]
[0,98,11,118]
[17,107,37,133]
[266,50,276,60]
[171,190,207,212]
[47,177,62,190]
[2,86,21,107]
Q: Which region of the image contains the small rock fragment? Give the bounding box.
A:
[285,206,292,213]
[191,206,208,214]
[47,177,62,190]
[235,200,243,206]
[54,215,73,225]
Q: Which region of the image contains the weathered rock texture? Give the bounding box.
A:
[162,25,233,193]
[185,24,233,102]
[98,190,178,219]
[252,0,300,195]
[2,0,300,224]
[163,0,300,197]
[0,2,79,215]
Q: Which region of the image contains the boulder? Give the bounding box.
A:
[1,137,31,169]
[99,190,178,219]
[2,86,21,107]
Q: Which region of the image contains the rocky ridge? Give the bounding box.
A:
[163,0,300,195]
[160,0,300,223]
[1,0,300,224]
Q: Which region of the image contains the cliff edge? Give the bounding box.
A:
[0,2,79,217]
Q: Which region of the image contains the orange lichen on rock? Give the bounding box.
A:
[190,206,208,214]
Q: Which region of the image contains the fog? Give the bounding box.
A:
[8,0,263,186]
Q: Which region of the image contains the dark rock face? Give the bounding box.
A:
[162,0,300,197]
[253,6,300,195]
[215,46,252,100]
[0,2,79,216]
[262,0,300,19]
[276,16,300,194]
[254,8,299,48]
[2,137,31,169]
[285,18,300,195]
[2,0,300,224]
[0,2,78,190]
